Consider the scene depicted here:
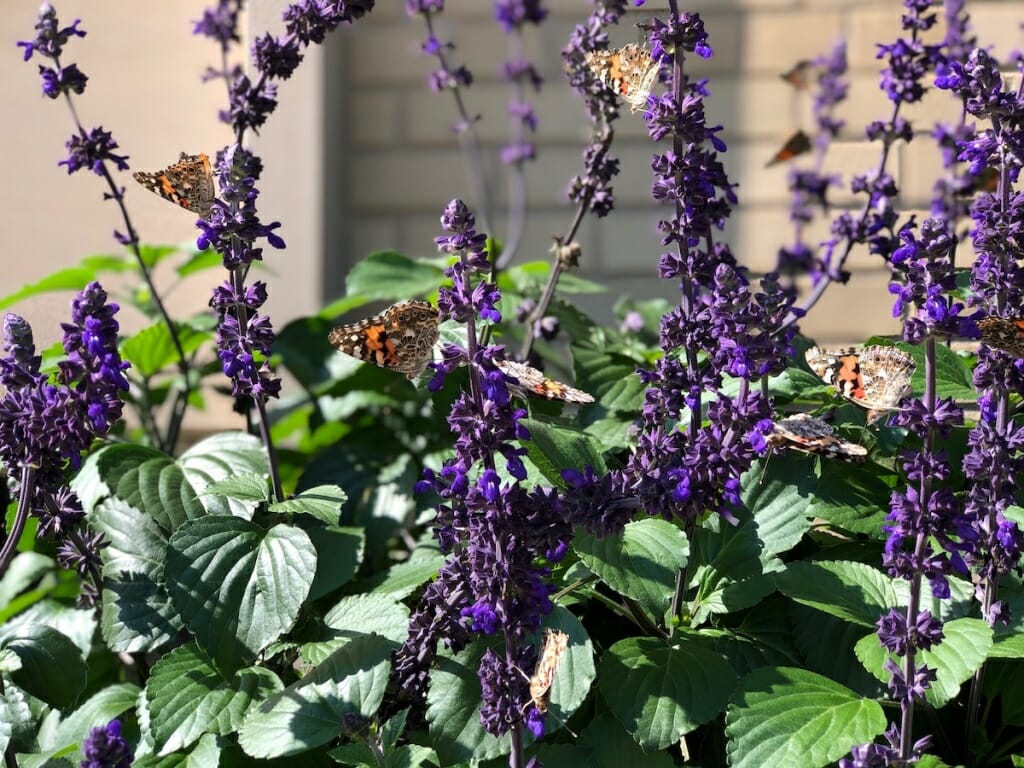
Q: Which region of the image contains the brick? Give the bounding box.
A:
[740,10,845,75]
[349,147,493,210]
[347,21,432,85]
[350,87,404,146]
[706,77,803,140]
[847,6,946,72]
[957,3,1022,61]
[896,139,945,208]
[797,268,904,343]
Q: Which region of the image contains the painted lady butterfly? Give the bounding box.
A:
[496,360,594,404]
[133,152,216,217]
[528,629,569,715]
[328,300,440,379]
[805,345,915,424]
[766,130,812,167]
[780,60,816,91]
[584,44,661,113]
[767,413,867,462]
[978,316,1024,358]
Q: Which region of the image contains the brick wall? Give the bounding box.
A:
[337,0,1020,344]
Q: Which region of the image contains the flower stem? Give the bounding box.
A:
[60,79,190,454]
[518,130,612,360]
[0,467,36,579]
[423,11,494,235]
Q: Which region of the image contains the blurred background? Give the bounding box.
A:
[1,0,1019,428]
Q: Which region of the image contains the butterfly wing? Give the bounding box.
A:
[766,130,812,167]
[133,152,216,216]
[979,316,1024,358]
[328,300,440,379]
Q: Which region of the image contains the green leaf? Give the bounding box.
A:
[0,601,95,658]
[344,251,443,301]
[132,732,222,768]
[93,498,183,653]
[906,341,977,401]
[146,644,282,755]
[806,460,894,536]
[0,552,56,618]
[121,322,209,377]
[4,626,86,710]
[521,419,607,487]
[572,340,647,412]
[742,456,814,556]
[0,259,129,311]
[271,484,347,525]
[576,712,673,768]
[302,593,410,665]
[776,561,896,627]
[363,552,445,600]
[166,517,316,672]
[34,683,140,766]
[176,248,223,277]
[427,607,593,764]
[202,474,271,503]
[237,634,392,758]
[178,432,269,518]
[306,526,365,601]
[73,443,167,514]
[576,519,687,620]
[855,617,992,708]
[725,667,886,768]
[789,602,884,698]
[1004,505,1024,527]
[599,635,736,750]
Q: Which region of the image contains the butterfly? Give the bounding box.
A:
[528,629,569,716]
[765,130,812,167]
[779,60,816,91]
[767,413,867,462]
[328,300,440,379]
[496,360,594,404]
[805,345,915,424]
[133,152,216,217]
[978,316,1024,358]
[584,44,661,113]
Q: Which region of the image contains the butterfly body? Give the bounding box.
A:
[584,44,660,113]
[805,345,915,423]
[328,300,440,379]
[133,152,216,217]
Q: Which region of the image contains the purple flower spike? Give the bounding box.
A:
[81,719,133,768]
[382,200,571,743]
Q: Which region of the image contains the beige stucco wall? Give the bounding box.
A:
[1,1,1019,432]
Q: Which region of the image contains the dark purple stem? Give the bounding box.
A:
[517,130,613,360]
[422,11,494,235]
[0,467,36,578]
[497,26,528,270]
[57,61,190,454]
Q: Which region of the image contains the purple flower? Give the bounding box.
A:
[17,5,85,62]
[383,201,571,742]
[39,61,88,99]
[81,719,133,768]
[494,0,547,33]
[58,127,129,175]
[0,285,126,604]
[253,33,303,80]
[192,0,242,46]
